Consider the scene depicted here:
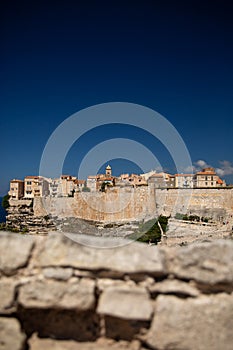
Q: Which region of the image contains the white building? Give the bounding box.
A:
[175,174,194,188]
[24,176,49,198]
[193,168,226,188]
[9,179,24,200]
[86,175,98,192]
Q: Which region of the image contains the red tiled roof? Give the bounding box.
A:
[61,175,72,179]
[196,172,216,175]
[25,176,39,179]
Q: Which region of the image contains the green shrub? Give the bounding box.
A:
[82,186,91,192]
[2,195,10,210]
[175,213,184,220]
[137,215,168,244]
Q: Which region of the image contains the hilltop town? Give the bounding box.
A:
[8,165,227,200]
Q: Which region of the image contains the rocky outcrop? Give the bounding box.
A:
[6,199,55,234]
[164,217,232,245]
[0,231,233,350]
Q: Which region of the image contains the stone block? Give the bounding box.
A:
[149,279,200,297]
[146,294,233,350]
[0,279,17,313]
[18,278,95,310]
[29,334,146,350]
[97,285,153,320]
[0,317,26,350]
[43,267,73,280]
[0,232,34,275]
[36,233,165,276]
[164,240,233,287]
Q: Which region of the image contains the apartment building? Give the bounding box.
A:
[24,176,49,198]
[193,168,226,188]
[8,180,24,200]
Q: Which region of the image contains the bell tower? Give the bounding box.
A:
[105,164,112,176]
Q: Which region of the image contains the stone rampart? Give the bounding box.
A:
[156,188,233,219]
[34,186,156,223]
[0,231,233,350]
[33,188,233,223]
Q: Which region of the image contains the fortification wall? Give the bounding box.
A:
[155,188,233,218]
[34,188,233,223]
[0,231,232,350]
[34,186,156,223]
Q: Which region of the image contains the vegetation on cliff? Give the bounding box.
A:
[1,195,10,210]
[128,215,168,244]
[175,213,209,222]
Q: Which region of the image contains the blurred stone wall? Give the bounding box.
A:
[0,231,233,350]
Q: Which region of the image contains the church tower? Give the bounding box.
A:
[105,164,112,176]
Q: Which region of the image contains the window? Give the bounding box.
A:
[27,181,32,185]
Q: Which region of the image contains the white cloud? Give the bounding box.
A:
[195,160,210,169]
[215,161,233,176]
[182,165,195,173]
[181,160,209,174]
[191,159,233,177]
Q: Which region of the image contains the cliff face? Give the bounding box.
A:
[6,188,233,237]
[0,231,233,350]
[155,188,233,219]
[34,186,157,223]
[6,199,55,234]
[33,188,233,223]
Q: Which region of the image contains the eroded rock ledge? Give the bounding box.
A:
[0,231,232,350]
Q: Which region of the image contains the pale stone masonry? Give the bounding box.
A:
[24,176,49,198]
[8,179,24,200]
[0,231,232,350]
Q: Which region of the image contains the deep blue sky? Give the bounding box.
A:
[1,0,233,195]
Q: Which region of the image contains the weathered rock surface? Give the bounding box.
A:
[36,233,165,276]
[97,285,153,320]
[146,294,233,350]
[18,278,95,310]
[0,317,26,350]
[0,232,34,275]
[149,279,200,297]
[164,240,233,287]
[43,267,73,280]
[0,232,233,350]
[0,278,17,313]
[29,335,145,350]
